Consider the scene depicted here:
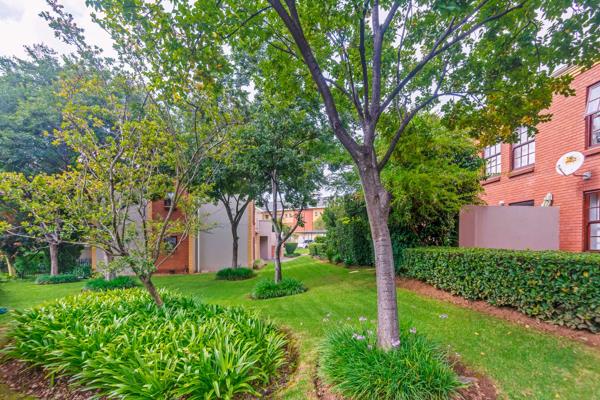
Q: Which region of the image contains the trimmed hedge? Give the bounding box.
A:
[252,278,307,299]
[35,273,80,285]
[216,267,255,281]
[284,242,298,256]
[83,276,140,291]
[399,247,600,332]
[309,242,326,258]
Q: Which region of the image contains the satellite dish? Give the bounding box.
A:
[556,151,585,176]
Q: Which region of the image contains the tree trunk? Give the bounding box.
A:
[49,242,59,276]
[140,276,164,307]
[105,253,116,280]
[358,158,400,350]
[4,254,15,277]
[274,240,283,283]
[231,222,239,269]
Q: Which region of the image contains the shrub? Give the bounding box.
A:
[35,273,80,285]
[5,289,290,399]
[400,247,600,332]
[319,323,462,400]
[284,242,298,256]
[71,261,92,279]
[216,267,255,281]
[83,276,140,291]
[252,278,307,299]
[309,242,326,258]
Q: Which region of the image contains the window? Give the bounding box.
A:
[509,200,534,206]
[512,127,535,169]
[587,83,600,146]
[483,143,501,176]
[586,192,600,250]
[164,236,177,249]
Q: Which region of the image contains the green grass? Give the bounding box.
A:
[1,257,600,399]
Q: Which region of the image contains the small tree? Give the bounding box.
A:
[0,172,79,275]
[55,71,209,306]
[245,101,326,282]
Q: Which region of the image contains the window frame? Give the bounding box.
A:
[585,190,600,252]
[509,200,535,206]
[483,143,501,177]
[586,81,600,148]
[511,127,535,170]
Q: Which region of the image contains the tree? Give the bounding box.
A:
[223,0,599,349]
[54,70,210,306]
[0,172,79,275]
[245,100,326,282]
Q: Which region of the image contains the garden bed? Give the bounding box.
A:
[2,289,296,399]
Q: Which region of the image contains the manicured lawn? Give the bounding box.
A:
[1,257,600,399]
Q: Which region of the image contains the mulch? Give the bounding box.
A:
[396,277,600,349]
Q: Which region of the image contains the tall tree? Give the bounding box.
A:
[223,0,599,349]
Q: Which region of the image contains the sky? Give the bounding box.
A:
[0,0,115,59]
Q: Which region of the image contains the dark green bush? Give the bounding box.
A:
[216,267,255,281]
[252,278,307,299]
[308,242,326,258]
[284,242,298,256]
[35,273,80,285]
[83,276,140,291]
[71,262,92,279]
[5,289,290,399]
[319,323,462,400]
[400,247,600,332]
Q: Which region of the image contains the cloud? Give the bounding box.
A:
[0,0,115,59]
[0,1,25,21]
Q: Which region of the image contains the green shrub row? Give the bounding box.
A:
[319,323,462,400]
[35,273,80,285]
[252,278,307,299]
[308,242,326,258]
[399,247,600,332]
[5,289,290,399]
[83,276,140,291]
[216,267,255,281]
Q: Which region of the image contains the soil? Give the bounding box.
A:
[396,277,600,349]
[313,360,497,400]
[0,359,104,400]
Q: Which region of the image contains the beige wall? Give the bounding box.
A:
[459,205,560,250]
[194,202,251,272]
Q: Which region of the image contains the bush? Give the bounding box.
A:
[35,273,80,285]
[71,261,92,279]
[309,242,326,258]
[319,323,462,400]
[216,267,255,281]
[284,242,298,256]
[400,247,600,332]
[5,289,290,399]
[83,276,140,291]
[252,278,307,299]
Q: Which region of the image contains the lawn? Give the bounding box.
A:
[1,257,599,399]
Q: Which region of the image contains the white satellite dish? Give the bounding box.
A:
[556,151,585,176]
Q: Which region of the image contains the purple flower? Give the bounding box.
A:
[439,314,448,319]
[359,316,367,322]
[409,327,417,334]
[352,333,366,341]
[391,339,401,348]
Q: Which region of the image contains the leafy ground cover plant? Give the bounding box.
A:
[252,277,307,299]
[319,323,462,400]
[215,267,255,281]
[83,276,140,291]
[4,289,290,399]
[400,247,600,332]
[34,274,79,285]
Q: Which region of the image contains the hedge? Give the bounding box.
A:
[399,247,600,332]
[35,274,80,285]
[284,242,298,256]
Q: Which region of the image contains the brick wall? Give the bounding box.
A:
[151,199,190,273]
[482,64,600,252]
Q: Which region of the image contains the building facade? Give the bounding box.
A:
[481,63,600,252]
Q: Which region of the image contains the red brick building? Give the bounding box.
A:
[481,63,600,252]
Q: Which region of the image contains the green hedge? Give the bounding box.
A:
[83,276,140,291]
[35,273,80,285]
[399,247,600,332]
[215,267,255,281]
[308,242,326,258]
[284,242,298,256]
